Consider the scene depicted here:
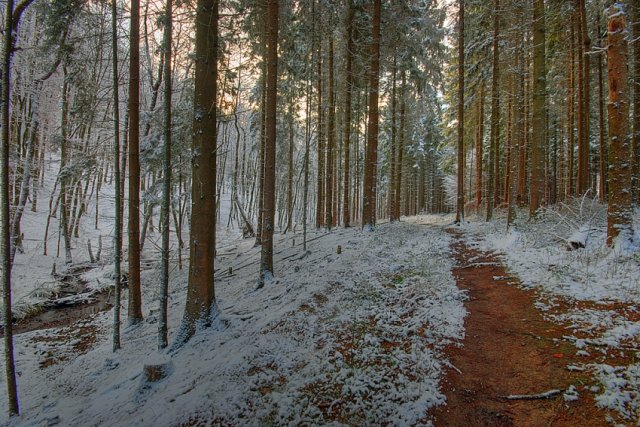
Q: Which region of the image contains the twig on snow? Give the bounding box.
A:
[502,389,562,400]
[457,262,500,269]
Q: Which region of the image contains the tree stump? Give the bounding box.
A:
[143,354,173,382]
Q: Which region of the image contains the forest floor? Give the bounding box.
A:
[2,217,468,426]
[2,206,639,426]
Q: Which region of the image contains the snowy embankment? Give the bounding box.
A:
[1,216,466,426]
[464,200,640,423]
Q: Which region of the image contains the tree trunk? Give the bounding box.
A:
[362,0,381,230]
[566,18,575,199]
[575,2,589,195]
[355,87,366,222]
[475,85,484,213]
[394,72,405,220]
[111,0,122,352]
[255,46,266,245]
[1,0,19,414]
[504,77,513,205]
[597,20,607,201]
[128,0,143,324]
[303,67,312,249]
[60,66,73,265]
[259,0,278,287]
[455,0,465,224]
[158,0,172,350]
[486,0,500,222]
[388,58,397,221]
[530,0,546,217]
[342,2,354,228]
[325,37,335,230]
[575,6,584,194]
[315,36,325,228]
[516,42,527,206]
[605,4,633,246]
[578,0,591,194]
[285,96,294,233]
[120,107,128,219]
[632,2,640,203]
[180,0,218,343]
[229,71,242,228]
[508,34,523,230]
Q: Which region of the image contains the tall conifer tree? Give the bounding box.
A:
[362,0,382,230]
[180,0,218,342]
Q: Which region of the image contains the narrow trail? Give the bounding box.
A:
[432,230,607,426]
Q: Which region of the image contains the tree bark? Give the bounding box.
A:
[394,72,405,220]
[566,18,575,198]
[575,0,590,195]
[60,66,72,265]
[388,58,397,221]
[128,0,143,323]
[342,2,354,228]
[486,0,500,222]
[325,37,335,230]
[111,0,122,352]
[362,0,382,230]
[508,34,523,229]
[159,0,172,350]
[530,0,546,217]
[1,0,19,414]
[180,0,218,343]
[579,0,591,193]
[597,20,607,201]
[605,4,633,246]
[303,67,312,249]
[315,35,325,228]
[255,38,267,245]
[258,0,278,287]
[516,39,527,206]
[455,0,465,224]
[285,95,294,233]
[475,85,484,213]
[504,77,513,206]
[632,2,640,203]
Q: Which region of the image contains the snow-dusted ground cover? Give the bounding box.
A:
[1,215,466,426]
[464,200,640,423]
[467,200,640,302]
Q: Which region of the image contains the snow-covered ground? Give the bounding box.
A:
[4,168,640,425]
[463,200,640,423]
[466,200,640,303]
[1,215,466,426]
[5,154,242,320]
[6,156,121,319]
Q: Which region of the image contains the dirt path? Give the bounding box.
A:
[432,231,608,426]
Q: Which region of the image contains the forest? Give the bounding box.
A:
[0,0,639,425]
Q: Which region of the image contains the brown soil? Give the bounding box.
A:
[432,230,610,427]
[29,324,99,368]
